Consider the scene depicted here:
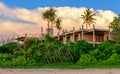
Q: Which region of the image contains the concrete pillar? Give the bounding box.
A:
[41,26,43,38]
[62,29,67,43]
[93,25,95,47]
[62,30,65,43]
[57,31,60,40]
[108,26,111,40]
[64,33,67,43]
[73,27,75,42]
[46,28,53,37]
[25,33,27,37]
[81,25,84,40]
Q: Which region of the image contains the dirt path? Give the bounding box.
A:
[0,69,120,74]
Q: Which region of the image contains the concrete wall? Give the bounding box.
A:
[84,33,93,42]
[104,32,109,41]
[46,28,53,37]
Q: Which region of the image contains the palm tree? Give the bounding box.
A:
[42,8,56,34]
[80,8,96,29]
[55,17,62,30]
[42,8,62,35]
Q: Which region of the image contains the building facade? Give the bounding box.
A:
[54,25,114,46]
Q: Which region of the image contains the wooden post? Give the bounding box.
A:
[81,25,84,40]
[93,25,95,47]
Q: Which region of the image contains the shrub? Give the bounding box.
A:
[76,40,94,54]
[101,53,120,66]
[76,54,97,66]
[96,41,115,60]
[112,44,120,53]
[0,54,13,61]
[24,38,41,48]
[89,49,105,61]
[0,42,18,54]
[11,55,36,66]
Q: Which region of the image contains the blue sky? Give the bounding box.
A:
[0,0,119,14]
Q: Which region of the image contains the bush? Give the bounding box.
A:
[76,40,94,54]
[11,55,36,66]
[89,49,105,61]
[96,41,115,60]
[112,44,120,53]
[101,53,120,66]
[0,54,13,61]
[0,42,18,54]
[24,38,41,48]
[76,54,97,66]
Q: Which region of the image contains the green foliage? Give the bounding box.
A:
[42,8,62,31]
[76,54,97,66]
[1,35,120,68]
[110,15,120,32]
[24,38,41,48]
[80,8,96,29]
[0,54,13,61]
[96,41,115,60]
[110,14,120,41]
[101,53,120,66]
[77,40,94,54]
[89,49,105,61]
[113,44,120,53]
[44,34,62,44]
[0,42,18,54]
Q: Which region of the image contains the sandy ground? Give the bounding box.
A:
[0,69,120,74]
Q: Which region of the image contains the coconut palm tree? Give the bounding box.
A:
[80,8,96,29]
[42,8,56,34]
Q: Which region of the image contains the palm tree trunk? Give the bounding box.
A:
[47,21,50,35]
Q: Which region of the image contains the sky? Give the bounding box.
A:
[0,0,119,13]
[0,0,118,40]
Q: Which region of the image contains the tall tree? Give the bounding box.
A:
[42,8,62,35]
[80,8,96,29]
[42,8,56,34]
[110,14,120,40]
[110,15,120,32]
[55,17,62,30]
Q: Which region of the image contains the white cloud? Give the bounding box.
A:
[0,2,117,40]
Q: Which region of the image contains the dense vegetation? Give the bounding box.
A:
[0,34,120,68]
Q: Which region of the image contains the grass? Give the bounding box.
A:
[40,63,120,69]
[1,63,120,69]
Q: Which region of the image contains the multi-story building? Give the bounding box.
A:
[54,25,116,46]
[15,25,116,46]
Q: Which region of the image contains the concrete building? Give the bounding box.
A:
[54,25,115,46]
[15,25,116,47]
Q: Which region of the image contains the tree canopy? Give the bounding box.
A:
[80,8,96,29]
[110,14,120,32]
